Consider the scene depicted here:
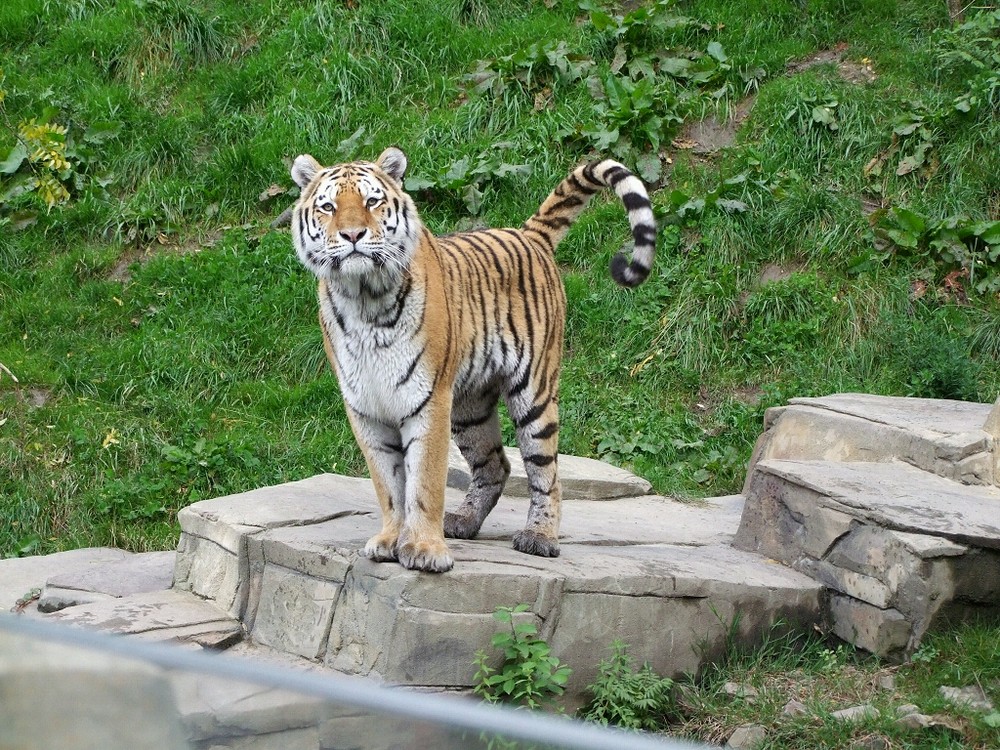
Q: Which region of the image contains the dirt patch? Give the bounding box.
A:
[26,388,51,408]
[757,260,806,286]
[672,43,875,158]
[787,43,876,85]
[675,95,756,156]
[108,230,223,283]
[694,384,764,415]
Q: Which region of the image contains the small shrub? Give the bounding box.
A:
[473,604,571,710]
[579,640,673,731]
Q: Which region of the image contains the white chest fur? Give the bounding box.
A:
[319,282,433,426]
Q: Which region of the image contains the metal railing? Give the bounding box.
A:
[0,613,710,750]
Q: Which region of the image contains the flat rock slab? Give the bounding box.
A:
[174,472,820,702]
[0,547,131,613]
[736,457,1000,656]
[39,550,176,613]
[45,589,242,648]
[749,393,996,487]
[758,460,1000,548]
[447,443,653,499]
[790,394,993,436]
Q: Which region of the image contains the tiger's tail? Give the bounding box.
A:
[522,159,656,288]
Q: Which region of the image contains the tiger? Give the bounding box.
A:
[290,147,655,573]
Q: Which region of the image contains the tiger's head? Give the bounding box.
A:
[290,147,419,282]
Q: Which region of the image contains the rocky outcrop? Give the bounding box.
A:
[735,393,1000,658]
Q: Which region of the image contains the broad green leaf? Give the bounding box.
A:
[707,41,727,63]
[442,157,471,188]
[634,153,661,184]
[403,176,435,191]
[0,142,27,175]
[974,220,1000,245]
[884,229,919,249]
[659,57,691,78]
[716,198,749,213]
[493,163,531,179]
[83,120,122,144]
[892,207,927,235]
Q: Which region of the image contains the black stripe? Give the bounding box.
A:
[470,446,503,472]
[633,224,657,245]
[403,389,433,421]
[569,171,600,194]
[396,346,425,387]
[523,453,555,467]
[376,274,412,328]
[550,195,584,212]
[604,165,629,185]
[622,191,651,212]
[323,287,347,331]
[508,364,531,397]
[531,421,558,440]
[515,399,549,429]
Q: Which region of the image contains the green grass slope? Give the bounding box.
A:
[1,0,998,558]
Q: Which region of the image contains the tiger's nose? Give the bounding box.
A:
[339,228,368,244]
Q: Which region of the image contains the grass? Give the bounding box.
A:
[2,1,999,745]
[672,619,1000,749]
[1,0,998,549]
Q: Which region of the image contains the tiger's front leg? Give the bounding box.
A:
[346,408,406,562]
[396,389,455,573]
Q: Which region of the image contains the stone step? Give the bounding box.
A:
[43,589,243,649]
[0,547,133,613]
[746,393,999,488]
[39,550,176,613]
[447,443,653,499]
[735,458,1000,657]
[174,473,819,704]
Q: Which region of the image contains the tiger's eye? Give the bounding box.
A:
[366,196,380,209]
[319,201,335,214]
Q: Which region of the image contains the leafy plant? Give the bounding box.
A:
[934,9,1000,116]
[597,429,664,464]
[473,604,571,710]
[581,0,705,52]
[579,640,673,731]
[657,172,751,224]
[404,150,531,215]
[874,206,1000,294]
[582,71,682,174]
[0,71,119,224]
[784,93,840,134]
[465,40,593,98]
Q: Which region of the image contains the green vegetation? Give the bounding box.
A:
[473,604,572,709]
[0,1,997,557]
[579,640,675,730]
[675,619,1000,749]
[474,608,1000,748]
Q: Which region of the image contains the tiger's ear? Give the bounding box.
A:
[376,147,407,184]
[291,154,322,188]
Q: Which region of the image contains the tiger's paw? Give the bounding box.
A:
[397,538,454,573]
[444,511,482,540]
[363,533,399,562]
[512,530,560,558]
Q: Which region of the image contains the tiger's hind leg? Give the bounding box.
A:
[505,388,561,558]
[444,388,510,540]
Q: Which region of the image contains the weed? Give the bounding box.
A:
[579,640,674,731]
[404,149,531,216]
[473,604,571,710]
[874,206,1000,295]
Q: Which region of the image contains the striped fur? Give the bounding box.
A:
[291,148,656,573]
